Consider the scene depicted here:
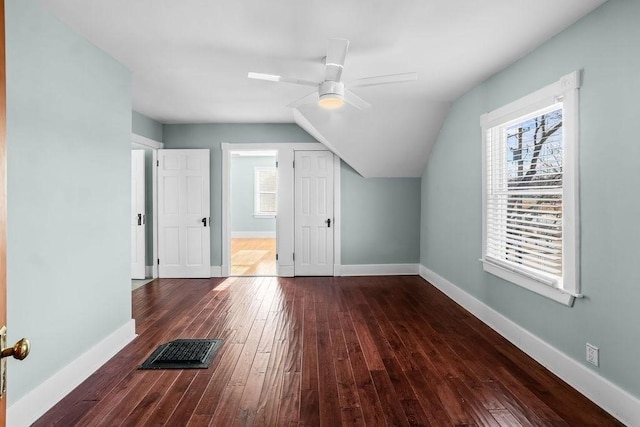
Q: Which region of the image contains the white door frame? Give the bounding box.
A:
[132,133,164,278]
[131,149,146,279]
[221,142,341,277]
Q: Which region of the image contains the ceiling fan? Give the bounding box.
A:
[248,39,417,110]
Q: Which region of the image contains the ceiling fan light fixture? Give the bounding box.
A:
[318,93,344,109]
[318,81,345,110]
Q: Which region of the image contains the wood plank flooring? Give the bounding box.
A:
[231,238,276,276]
[34,276,621,426]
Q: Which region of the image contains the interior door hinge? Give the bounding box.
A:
[275,161,278,168]
[293,161,295,168]
[157,258,160,265]
[275,253,278,261]
[293,253,295,261]
[156,160,159,167]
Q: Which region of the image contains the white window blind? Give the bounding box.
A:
[486,106,563,283]
[255,167,277,216]
[481,70,581,306]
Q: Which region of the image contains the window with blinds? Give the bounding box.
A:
[485,106,563,285]
[480,71,580,305]
[254,167,277,216]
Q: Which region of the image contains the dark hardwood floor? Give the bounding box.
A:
[35,276,621,426]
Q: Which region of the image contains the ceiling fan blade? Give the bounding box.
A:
[344,89,371,110]
[325,38,349,82]
[348,72,417,88]
[287,91,319,108]
[248,72,319,87]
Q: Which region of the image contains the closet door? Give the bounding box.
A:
[294,150,334,276]
[157,149,210,278]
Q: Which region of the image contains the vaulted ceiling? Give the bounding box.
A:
[41,0,606,177]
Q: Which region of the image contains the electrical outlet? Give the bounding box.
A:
[586,343,599,367]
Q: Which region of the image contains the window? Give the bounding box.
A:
[254,167,277,217]
[481,71,580,306]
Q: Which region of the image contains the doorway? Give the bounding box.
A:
[131,149,146,279]
[229,150,277,276]
[221,142,341,278]
[131,133,164,284]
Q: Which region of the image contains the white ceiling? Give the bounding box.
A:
[40,0,606,177]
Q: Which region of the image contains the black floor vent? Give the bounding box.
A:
[139,339,222,370]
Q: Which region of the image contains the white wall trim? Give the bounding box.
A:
[8,320,137,427]
[145,265,154,278]
[278,265,294,277]
[210,266,222,278]
[339,263,419,276]
[131,132,164,149]
[152,149,159,281]
[231,231,276,238]
[419,265,639,426]
[333,154,341,276]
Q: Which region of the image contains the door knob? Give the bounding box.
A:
[137,213,142,226]
[1,338,30,360]
[325,218,331,228]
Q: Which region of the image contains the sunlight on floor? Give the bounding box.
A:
[231,238,276,276]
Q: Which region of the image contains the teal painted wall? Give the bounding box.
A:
[6,0,132,405]
[231,156,277,234]
[132,110,163,142]
[342,162,420,264]
[163,124,421,266]
[420,0,640,400]
[162,124,316,264]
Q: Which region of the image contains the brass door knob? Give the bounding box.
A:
[1,338,30,360]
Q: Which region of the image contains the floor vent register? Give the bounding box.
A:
[139,339,222,370]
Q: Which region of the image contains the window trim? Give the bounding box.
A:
[480,71,581,306]
[254,166,277,218]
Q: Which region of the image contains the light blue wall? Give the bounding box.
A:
[342,162,420,264]
[6,0,132,405]
[231,156,277,234]
[420,0,640,400]
[132,110,163,142]
[162,124,316,264]
[163,124,421,266]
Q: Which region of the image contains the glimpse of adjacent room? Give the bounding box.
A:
[230,150,277,276]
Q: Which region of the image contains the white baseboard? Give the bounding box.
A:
[333,264,342,276]
[278,264,294,277]
[210,266,222,277]
[419,265,639,426]
[339,263,419,276]
[231,231,276,238]
[8,319,137,427]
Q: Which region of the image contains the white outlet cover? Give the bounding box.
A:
[586,343,599,367]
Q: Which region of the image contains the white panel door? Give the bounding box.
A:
[131,150,146,279]
[294,151,334,276]
[158,149,211,278]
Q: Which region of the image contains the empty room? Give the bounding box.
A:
[2,0,639,425]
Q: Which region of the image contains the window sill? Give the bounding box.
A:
[481,259,576,307]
